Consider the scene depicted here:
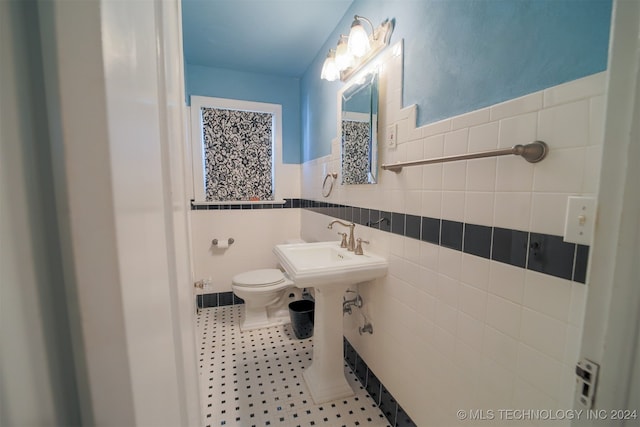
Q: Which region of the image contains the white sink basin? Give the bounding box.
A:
[273,241,388,288]
[273,241,387,404]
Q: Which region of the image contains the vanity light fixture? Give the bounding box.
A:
[320,14,394,82]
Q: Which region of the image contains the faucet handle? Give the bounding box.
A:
[354,238,370,255]
[337,232,348,248]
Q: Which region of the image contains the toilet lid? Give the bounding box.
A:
[233,269,285,287]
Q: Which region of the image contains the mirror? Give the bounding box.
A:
[340,70,379,185]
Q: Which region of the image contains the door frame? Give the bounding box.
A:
[578,0,640,419]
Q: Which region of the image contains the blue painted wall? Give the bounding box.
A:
[301,0,612,162]
[186,64,302,164]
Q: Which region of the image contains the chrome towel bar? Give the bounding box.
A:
[381,140,548,173]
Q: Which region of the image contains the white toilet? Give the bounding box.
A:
[232,268,302,331]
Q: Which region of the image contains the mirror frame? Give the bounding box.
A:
[336,41,402,186]
[338,69,380,185]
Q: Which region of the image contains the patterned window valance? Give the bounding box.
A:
[201,107,274,202]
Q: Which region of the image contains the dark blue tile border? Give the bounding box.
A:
[391,212,405,235]
[345,340,357,369]
[492,227,529,268]
[463,223,492,258]
[298,198,588,284]
[191,198,298,210]
[528,233,576,280]
[367,209,381,227]
[379,211,392,233]
[196,291,243,308]
[379,385,398,424]
[232,293,245,305]
[366,369,382,406]
[198,290,312,307]
[191,197,589,284]
[354,355,368,385]
[344,338,417,427]
[421,217,440,244]
[441,220,463,251]
[218,291,234,306]
[396,404,418,427]
[405,215,421,240]
[574,245,589,284]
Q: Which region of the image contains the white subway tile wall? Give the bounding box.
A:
[301,43,605,425]
[190,208,301,293]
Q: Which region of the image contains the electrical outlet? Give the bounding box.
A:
[386,124,397,148]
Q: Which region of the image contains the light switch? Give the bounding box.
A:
[386,124,397,148]
[564,196,597,245]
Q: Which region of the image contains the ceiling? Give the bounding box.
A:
[181,0,354,77]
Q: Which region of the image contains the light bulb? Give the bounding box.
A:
[348,20,370,57]
[334,37,353,71]
[320,50,339,81]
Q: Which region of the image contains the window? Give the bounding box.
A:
[201,107,273,201]
[190,96,283,203]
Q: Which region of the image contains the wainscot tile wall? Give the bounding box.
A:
[300,45,604,425]
[193,198,589,284]
[189,205,301,293]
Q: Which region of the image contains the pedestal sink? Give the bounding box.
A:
[273,242,388,404]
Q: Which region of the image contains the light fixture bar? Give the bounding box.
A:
[340,18,394,81]
[321,15,394,82]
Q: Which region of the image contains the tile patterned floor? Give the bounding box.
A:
[197,305,391,427]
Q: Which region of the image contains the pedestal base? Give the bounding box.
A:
[303,362,354,404]
[301,283,355,404]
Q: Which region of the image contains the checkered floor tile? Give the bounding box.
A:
[197,305,390,427]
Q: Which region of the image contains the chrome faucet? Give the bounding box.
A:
[327,220,356,251]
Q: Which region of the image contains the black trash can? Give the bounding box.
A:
[288,300,315,339]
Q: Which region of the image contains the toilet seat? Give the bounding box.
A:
[231,268,301,331]
[232,269,286,288]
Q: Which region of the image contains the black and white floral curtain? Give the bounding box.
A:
[201,107,274,201]
[342,120,371,184]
